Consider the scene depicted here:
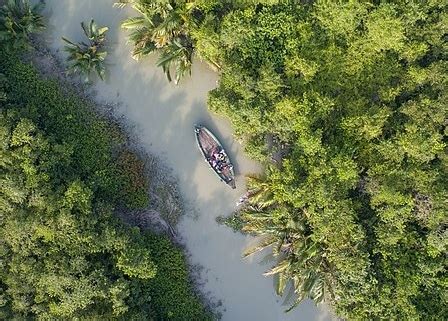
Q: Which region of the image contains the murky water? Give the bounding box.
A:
[38,1,333,320]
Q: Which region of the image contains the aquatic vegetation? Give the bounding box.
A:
[62,19,108,82]
[0,0,45,49]
[216,213,245,232]
[116,151,150,208]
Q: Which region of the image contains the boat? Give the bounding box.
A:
[194,125,236,189]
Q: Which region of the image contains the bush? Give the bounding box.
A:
[0,48,210,320]
[117,150,150,209]
[145,234,212,320]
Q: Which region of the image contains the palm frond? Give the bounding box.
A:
[81,20,90,39]
[275,270,289,296]
[242,236,276,258]
[61,36,80,48]
[0,0,45,49]
[113,0,132,9]
[121,17,146,29]
[264,258,290,276]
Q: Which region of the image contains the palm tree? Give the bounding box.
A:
[265,236,328,309]
[80,18,108,46]
[245,174,277,208]
[62,19,108,82]
[157,37,193,84]
[0,0,45,49]
[117,0,195,84]
[120,2,158,59]
[243,205,329,310]
[240,173,332,310]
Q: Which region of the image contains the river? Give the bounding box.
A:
[38,1,333,320]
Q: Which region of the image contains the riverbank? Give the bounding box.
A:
[25,38,184,234]
[35,0,333,320]
[0,44,213,319]
[25,32,224,314]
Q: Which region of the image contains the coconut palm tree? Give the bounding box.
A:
[120,2,158,59]
[0,0,45,49]
[119,0,187,52]
[157,37,193,84]
[62,19,108,82]
[245,174,277,208]
[265,236,328,309]
[240,172,332,310]
[242,205,330,310]
[117,0,195,84]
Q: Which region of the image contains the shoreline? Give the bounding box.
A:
[27,36,184,230]
[32,1,332,320]
[25,36,223,317]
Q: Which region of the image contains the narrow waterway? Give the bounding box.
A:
[39,1,333,320]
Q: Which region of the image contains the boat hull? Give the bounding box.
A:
[194,125,236,189]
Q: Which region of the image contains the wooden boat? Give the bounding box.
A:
[194,125,236,189]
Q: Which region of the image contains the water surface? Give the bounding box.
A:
[39,1,333,320]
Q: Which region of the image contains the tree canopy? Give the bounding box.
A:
[1,0,446,319]
[62,19,109,82]
[0,49,210,320]
[140,0,447,319]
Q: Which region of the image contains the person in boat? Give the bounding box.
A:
[212,149,224,161]
[216,161,224,173]
[211,148,223,163]
[223,163,233,171]
[211,147,228,173]
[210,153,223,171]
[217,150,225,161]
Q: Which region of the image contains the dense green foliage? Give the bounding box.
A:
[137,0,448,319]
[0,0,45,50]
[62,19,109,82]
[0,49,210,320]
